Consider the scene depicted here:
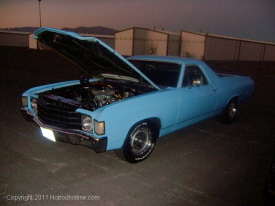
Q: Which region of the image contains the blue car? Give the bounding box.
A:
[21,28,254,163]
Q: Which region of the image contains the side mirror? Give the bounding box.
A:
[192,75,202,86]
[192,80,201,87]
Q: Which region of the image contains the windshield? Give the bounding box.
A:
[129,60,181,88]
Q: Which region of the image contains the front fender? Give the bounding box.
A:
[97,89,179,150]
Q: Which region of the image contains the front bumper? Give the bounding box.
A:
[21,108,107,153]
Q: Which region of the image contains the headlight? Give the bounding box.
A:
[94,120,105,135]
[30,97,37,112]
[22,96,28,107]
[82,115,93,133]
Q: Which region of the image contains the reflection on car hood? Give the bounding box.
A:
[33,27,160,90]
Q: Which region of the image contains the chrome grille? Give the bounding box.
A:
[37,97,82,129]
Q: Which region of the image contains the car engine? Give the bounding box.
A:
[38,80,137,111]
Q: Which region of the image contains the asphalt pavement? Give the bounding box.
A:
[1,47,275,205]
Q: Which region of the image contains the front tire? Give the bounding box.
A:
[123,122,157,163]
[218,98,239,124]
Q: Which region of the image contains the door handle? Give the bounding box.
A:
[212,89,217,92]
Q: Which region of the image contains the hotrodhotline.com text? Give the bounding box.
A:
[6,194,100,202]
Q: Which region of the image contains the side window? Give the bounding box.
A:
[182,65,209,87]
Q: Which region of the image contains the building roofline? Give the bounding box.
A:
[78,33,114,38]
[181,30,275,46]
[116,27,180,36]
[0,30,31,35]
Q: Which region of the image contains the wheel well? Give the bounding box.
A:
[228,96,239,105]
[145,118,161,137]
[130,118,161,138]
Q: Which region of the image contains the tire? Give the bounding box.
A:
[123,122,157,163]
[218,98,239,124]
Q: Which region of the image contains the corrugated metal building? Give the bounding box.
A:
[2,28,274,61]
[115,27,180,57]
[0,30,114,49]
[0,30,30,47]
[82,34,115,49]
[29,33,115,49]
[181,30,275,61]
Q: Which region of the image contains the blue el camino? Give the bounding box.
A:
[21,27,254,163]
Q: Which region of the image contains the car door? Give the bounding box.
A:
[175,65,217,126]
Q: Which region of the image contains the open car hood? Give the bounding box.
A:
[33,27,160,90]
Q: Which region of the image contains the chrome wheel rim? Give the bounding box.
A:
[228,102,237,119]
[130,127,152,154]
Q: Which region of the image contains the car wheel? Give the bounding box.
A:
[123,122,157,163]
[218,98,239,124]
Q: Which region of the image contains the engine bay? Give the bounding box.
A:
[38,78,155,111]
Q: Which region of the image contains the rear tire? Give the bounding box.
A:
[123,122,157,163]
